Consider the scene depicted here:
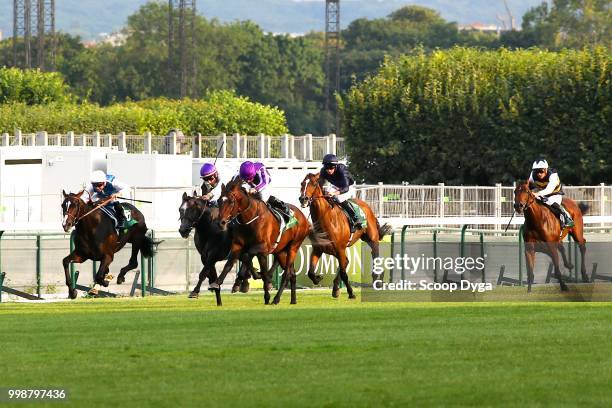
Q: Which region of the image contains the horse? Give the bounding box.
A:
[61,190,155,298]
[211,177,311,305]
[299,173,392,298]
[178,192,277,306]
[513,181,588,292]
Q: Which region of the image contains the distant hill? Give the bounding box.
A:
[0,0,541,40]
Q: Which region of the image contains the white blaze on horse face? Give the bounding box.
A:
[180,202,188,212]
[62,201,71,228]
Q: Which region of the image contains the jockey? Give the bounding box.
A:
[319,153,360,232]
[86,170,130,232]
[528,158,574,228]
[199,162,220,205]
[239,161,291,222]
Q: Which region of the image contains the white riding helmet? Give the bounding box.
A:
[90,170,107,184]
[532,159,548,170]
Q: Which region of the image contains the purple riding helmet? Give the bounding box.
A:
[239,161,256,181]
[200,163,218,179]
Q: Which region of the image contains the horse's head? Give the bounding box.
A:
[61,190,86,232]
[217,177,249,230]
[513,181,535,214]
[299,173,322,208]
[178,191,208,238]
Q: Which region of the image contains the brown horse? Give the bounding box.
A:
[299,173,392,298]
[210,177,310,305]
[513,181,588,292]
[61,190,155,298]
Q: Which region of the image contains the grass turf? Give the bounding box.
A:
[1,291,612,407]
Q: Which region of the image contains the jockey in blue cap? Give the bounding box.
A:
[528,157,574,228]
[86,170,130,233]
[320,153,360,232]
[200,162,220,205]
[239,161,291,222]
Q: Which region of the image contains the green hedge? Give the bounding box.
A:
[0,68,73,105]
[0,90,288,135]
[341,46,611,185]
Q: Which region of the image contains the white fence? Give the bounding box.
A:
[0,131,345,161]
[354,183,612,229]
[2,183,610,231]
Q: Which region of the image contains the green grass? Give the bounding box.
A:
[1,292,612,407]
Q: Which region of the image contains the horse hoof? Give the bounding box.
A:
[88,288,99,297]
[101,280,110,288]
[69,288,78,299]
[239,282,250,293]
[332,289,340,298]
[561,283,569,292]
[117,275,125,285]
[231,284,240,293]
[188,292,199,299]
[348,294,357,299]
[290,300,297,305]
[209,282,220,290]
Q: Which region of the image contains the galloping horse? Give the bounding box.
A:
[211,177,310,305]
[513,181,588,291]
[61,190,155,298]
[299,173,392,298]
[178,192,277,306]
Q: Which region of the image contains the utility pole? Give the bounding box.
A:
[324,0,341,135]
[169,0,197,98]
[13,0,55,70]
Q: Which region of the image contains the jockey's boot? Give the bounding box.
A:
[552,202,574,228]
[340,200,361,233]
[268,196,291,223]
[114,202,127,234]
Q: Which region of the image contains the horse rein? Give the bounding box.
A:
[222,191,259,225]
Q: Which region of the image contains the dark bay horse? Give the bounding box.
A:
[211,177,310,305]
[299,173,392,298]
[513,181,588,292]
[178,192,276,306]
[61,190,155,298]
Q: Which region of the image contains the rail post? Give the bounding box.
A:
[389,230,395,282]
[0,230,4,302]
[400,225,409,281]
[149,230,156,295]
[433,231,438,283]
[480,232,485,283]
[460,225,468,280]
[70,232,76,288]
[518,225,524,286]
[36,235,42,298]
[140,252,147,297]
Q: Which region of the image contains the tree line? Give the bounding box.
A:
[1,1,609,136]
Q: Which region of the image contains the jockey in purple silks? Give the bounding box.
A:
[239,161,291,222]
[199,162,221,205]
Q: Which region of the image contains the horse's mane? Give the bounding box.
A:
[225,176,249,195]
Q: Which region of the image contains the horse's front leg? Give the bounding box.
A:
[62,251,86,299]
[209,245,241,290]
[524,242,536,293]
[189,260,208,299]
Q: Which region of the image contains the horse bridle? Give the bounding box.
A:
[516,187,536,211]
[221,190,258,225]
[180,197,207,228]
[64,197,84,226]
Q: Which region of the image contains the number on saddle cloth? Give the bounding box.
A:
[345,199,367,228]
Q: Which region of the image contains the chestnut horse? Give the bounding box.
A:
[178,192,277,306]
[299,173,392,298]
[210,177,310,305]
[61,190,155,298]
[513,181,588,292]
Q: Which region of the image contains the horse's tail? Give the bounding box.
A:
[140,230,159,258]
[377,220,393,239]
[308,223,332,247]
[578,202,589,215]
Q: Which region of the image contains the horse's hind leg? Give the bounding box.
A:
[272,252,289,305]
[570,230,588,282]
[189,264,208,298]
[117,244,139,285]
[337,252,355,299]
[366,240,383,283]
[547,242,568,291]
[307,247,324,285]
[557,242,573,271]
[206,265,222,306]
